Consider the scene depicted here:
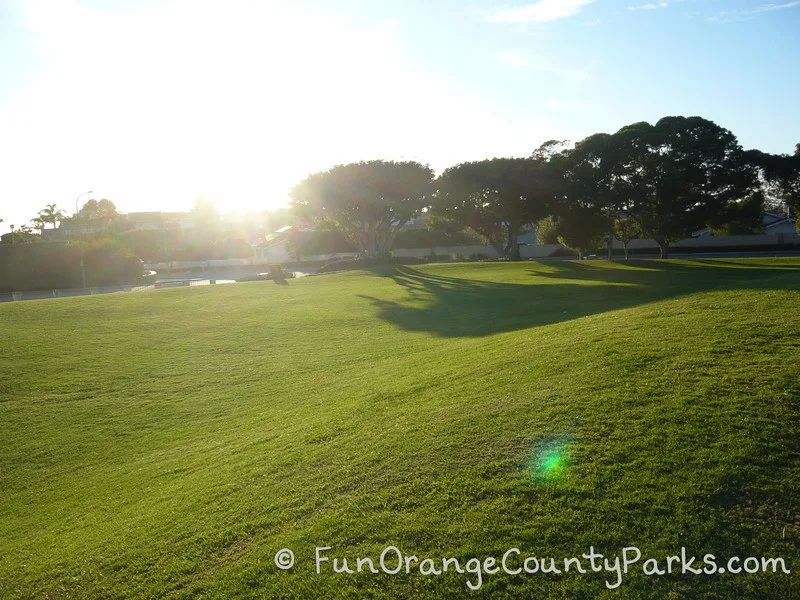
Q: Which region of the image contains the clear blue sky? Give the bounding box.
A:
[0,0,798,233]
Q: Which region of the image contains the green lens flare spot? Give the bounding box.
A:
[542,452,562,472]
[529,439,572,482]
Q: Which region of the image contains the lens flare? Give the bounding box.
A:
[529,439,571,481]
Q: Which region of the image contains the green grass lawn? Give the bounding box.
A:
[1,258,799,599]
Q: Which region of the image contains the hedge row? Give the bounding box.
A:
[0,242,146,292]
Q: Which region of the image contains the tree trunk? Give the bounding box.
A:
[489,223,505,259]
[655,238,669,259]
[381,218,407,258]
[363,222,378,259]
[491,236,504,259]
[623,241,629,261]
[504,223,520,260]
[368,233,378,259]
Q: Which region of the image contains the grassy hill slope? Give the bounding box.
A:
[1,259,798,598]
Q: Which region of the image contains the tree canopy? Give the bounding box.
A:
[432,157,558,259]
[550,133,627,258]
[78,199,119,223]
[287,119,783,261]
[39,204,66,229]
[607,116,758,257]
[291,160,435,259]
[9,114,790,260]
[746,147,800,218]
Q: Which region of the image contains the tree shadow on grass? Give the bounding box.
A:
[357,260,800,338]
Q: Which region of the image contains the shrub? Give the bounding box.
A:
[535,216,562,245]
[0,241,145,292]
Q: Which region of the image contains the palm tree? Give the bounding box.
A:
[31,217,46,234]
[40,204,66,229]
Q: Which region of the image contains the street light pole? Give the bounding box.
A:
[75,190,93,289]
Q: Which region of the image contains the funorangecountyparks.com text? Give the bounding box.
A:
[272,545,792,591]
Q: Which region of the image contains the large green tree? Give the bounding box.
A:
[78,199,119,225]
[551,133,627,259]
[65,198,121,235]
[291,160,434,259]
[613,117,758,258]
[432,157,557,259]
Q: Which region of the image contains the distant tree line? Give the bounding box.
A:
[0,199,266,291]
[291,116,800,259]
[0,198,260,263]
[0,240,147,293]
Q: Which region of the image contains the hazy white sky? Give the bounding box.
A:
[1,0,798,233]
[1,0,565,231]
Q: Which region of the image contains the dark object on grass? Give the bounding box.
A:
[236,267,295,283]
[269,264,288,285]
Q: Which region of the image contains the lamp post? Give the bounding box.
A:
[75,190,93,289]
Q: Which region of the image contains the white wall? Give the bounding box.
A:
[613,233,799,250]
[146,232,799,269]
[391,245,500,259]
